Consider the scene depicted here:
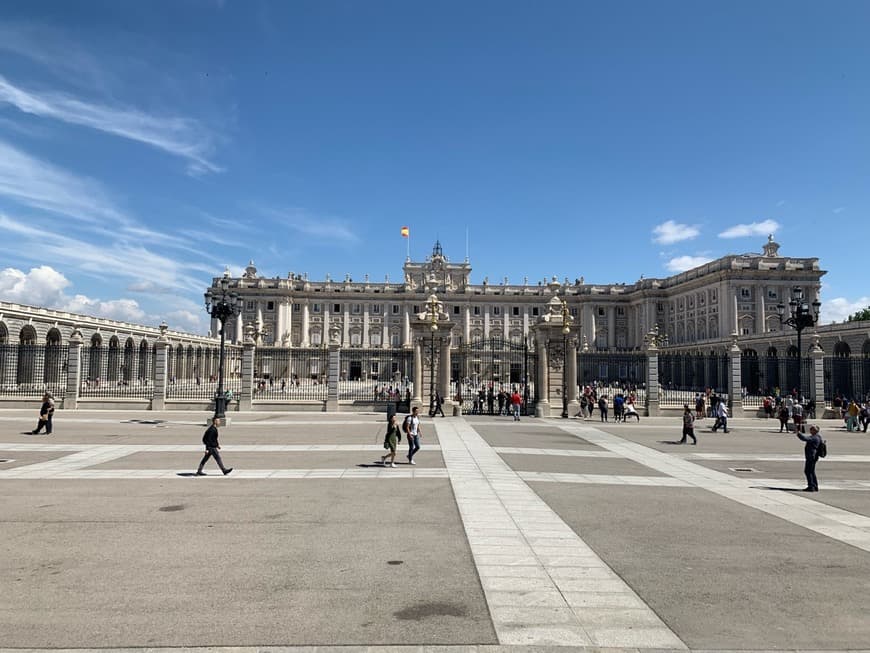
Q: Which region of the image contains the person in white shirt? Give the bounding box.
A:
[404,406,423,465]
[712,401,729,433]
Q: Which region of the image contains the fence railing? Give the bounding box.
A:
[824,356,870,402]
[337,348,413,401]
[253,347,329,401]
[0,344,68,398]
[79,345,155,398]
[166,346,243,400]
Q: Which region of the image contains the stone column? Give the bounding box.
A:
[729,335,744,417]
[535,340,549,417]
[607,306,615,350]
[464,306,471,343]
[363,304,370,348]
[412,338,423,406]
[326,342,340,412]
[810,335,825,413]
[343,306,350,346]
[403,306,411,346]
[276,300,286,346]
[484,307,491,339]
[645,343,660,417]
[503,306,509,341]
[64,331,83,410]
[235,313,243,345]
[566,337,580,415]
[152,337,169,411]
[302,302,310,347]
[239,340,255,411]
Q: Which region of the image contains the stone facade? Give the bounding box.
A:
[212,236,826,353]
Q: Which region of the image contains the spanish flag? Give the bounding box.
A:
[400,226,409,238]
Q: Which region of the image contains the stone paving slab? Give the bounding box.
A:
[498,453,667,477]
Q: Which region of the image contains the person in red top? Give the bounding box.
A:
[510,389,522,421]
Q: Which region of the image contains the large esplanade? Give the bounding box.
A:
[212,236,824,352]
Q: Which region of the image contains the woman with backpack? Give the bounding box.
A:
[381,413,402,467]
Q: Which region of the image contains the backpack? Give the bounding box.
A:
[402,414,413,434]
[817,440,827,459]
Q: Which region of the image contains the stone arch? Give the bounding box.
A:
[17,325,38,385]
[91,333,103,347]
[122,338,135,384]
[767,346,777,357]
[0,322,7,344]
[863,339,870,357]
[786,345,798,357]
[43,328,64,385]
[138,339,150,383]
[19,325,37,344]
[107,336,121,383]
[834,341,851,358]
[349,326,362,347]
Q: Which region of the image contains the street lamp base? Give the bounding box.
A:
[213,395,227,422]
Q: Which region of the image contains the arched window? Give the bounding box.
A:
[107,336,121,383]
[834,341,851,358]
[17,326,38,385]
[138,340,150,383]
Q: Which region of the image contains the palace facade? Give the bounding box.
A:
[212,236,827,352]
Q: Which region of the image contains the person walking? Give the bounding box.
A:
[777,403,790,432]
[405,406,422,465]
[598,395,608,422]
[712,400,729,433]
[381,413,401,467]
[30,393,55,435]
[510,388,522,421]
[678,404,697,444]
[433,390,446,417]
[796,424,822,492]
[195,417,233,476]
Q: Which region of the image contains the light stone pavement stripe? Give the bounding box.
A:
[688,453,870,462]
[435,419,686,649]
[559,423,870,552]
[0,442,442,453]
[0,644,870,653]
[492,447,622,458]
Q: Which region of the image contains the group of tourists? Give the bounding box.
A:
[577,385,640,422]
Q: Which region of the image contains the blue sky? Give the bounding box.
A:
[0,0,868,334]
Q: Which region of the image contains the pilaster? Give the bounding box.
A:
[152,335,169,411]
[239,341,255,411]
[326,342,340,412]
[729,335,744,417]
[810,334,825,412]
[64,331,83,410]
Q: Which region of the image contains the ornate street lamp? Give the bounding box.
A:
[204,271,243,421]
[777,286,821,399]
[560,299,574,419]
[425,294,439,416]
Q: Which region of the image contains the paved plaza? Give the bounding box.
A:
[2,410,870,652]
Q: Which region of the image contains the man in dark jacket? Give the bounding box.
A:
[196,417,233,476]
[30,393,55,435]
[796,424,822,492]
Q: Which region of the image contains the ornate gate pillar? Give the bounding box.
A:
[408,294,453,413]
[531,295,577,418]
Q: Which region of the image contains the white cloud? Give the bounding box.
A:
[718,219,780,239]
[776,200,786,207]
[0,265,70,305]
[0,74,220,175]
[652,220,700,245]
[820,296,870,324]
[665,255,714,273]
[64,295,146,323]
[832,206,846,214]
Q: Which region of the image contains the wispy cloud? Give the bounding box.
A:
[0,137,128,224]
[832,206,846,214]
[256,206,360,243]
[776,200,786,207]
[652,220,700,245]
[718,219,780,239]
[665,255,714,273]
[0,74,220,175]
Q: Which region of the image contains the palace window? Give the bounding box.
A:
[312,303,320,313]
[473,306,481,316]
[616,307,625,316]
[392,305,400,314]
[598,307,605,316]
[246,301,255,311]
[493,307,501,316]
[453,306,460,315]
[334,304,342,313]
[512,306,520,316]
[741,288,751,298]
[293,303,301,311]
[267,301,275,311]
[372,304,381,314]
[352,304,361,314]
[532,307,540,317]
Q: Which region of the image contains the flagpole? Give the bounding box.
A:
[407,232,411,261]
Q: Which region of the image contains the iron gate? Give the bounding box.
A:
[451,338,537,415]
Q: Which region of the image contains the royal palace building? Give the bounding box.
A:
[212,236,826,353]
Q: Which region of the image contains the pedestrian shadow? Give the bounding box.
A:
[754,485,804,492]
[176,472,198,477]
[659,440,687,445]
[122,419,166,425]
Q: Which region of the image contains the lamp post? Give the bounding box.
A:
[777,286,821,400]
[204,271,243,421]
[560,299,574,419]
[426,294,439,416]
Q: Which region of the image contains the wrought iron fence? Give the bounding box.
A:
[166,346,243,400]
[253,347,329,401]
[658,352,729,406]
[824,356,870,402]
[79,345,154,398]
[337,348,413,402]
[451,338,537,415]
[577,352,646,397]
[743,354,814,405]
[0,344,68,398]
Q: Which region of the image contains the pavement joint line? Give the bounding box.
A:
[435,418,687,649]
[558,422,870,552]
[0,442,444,453]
